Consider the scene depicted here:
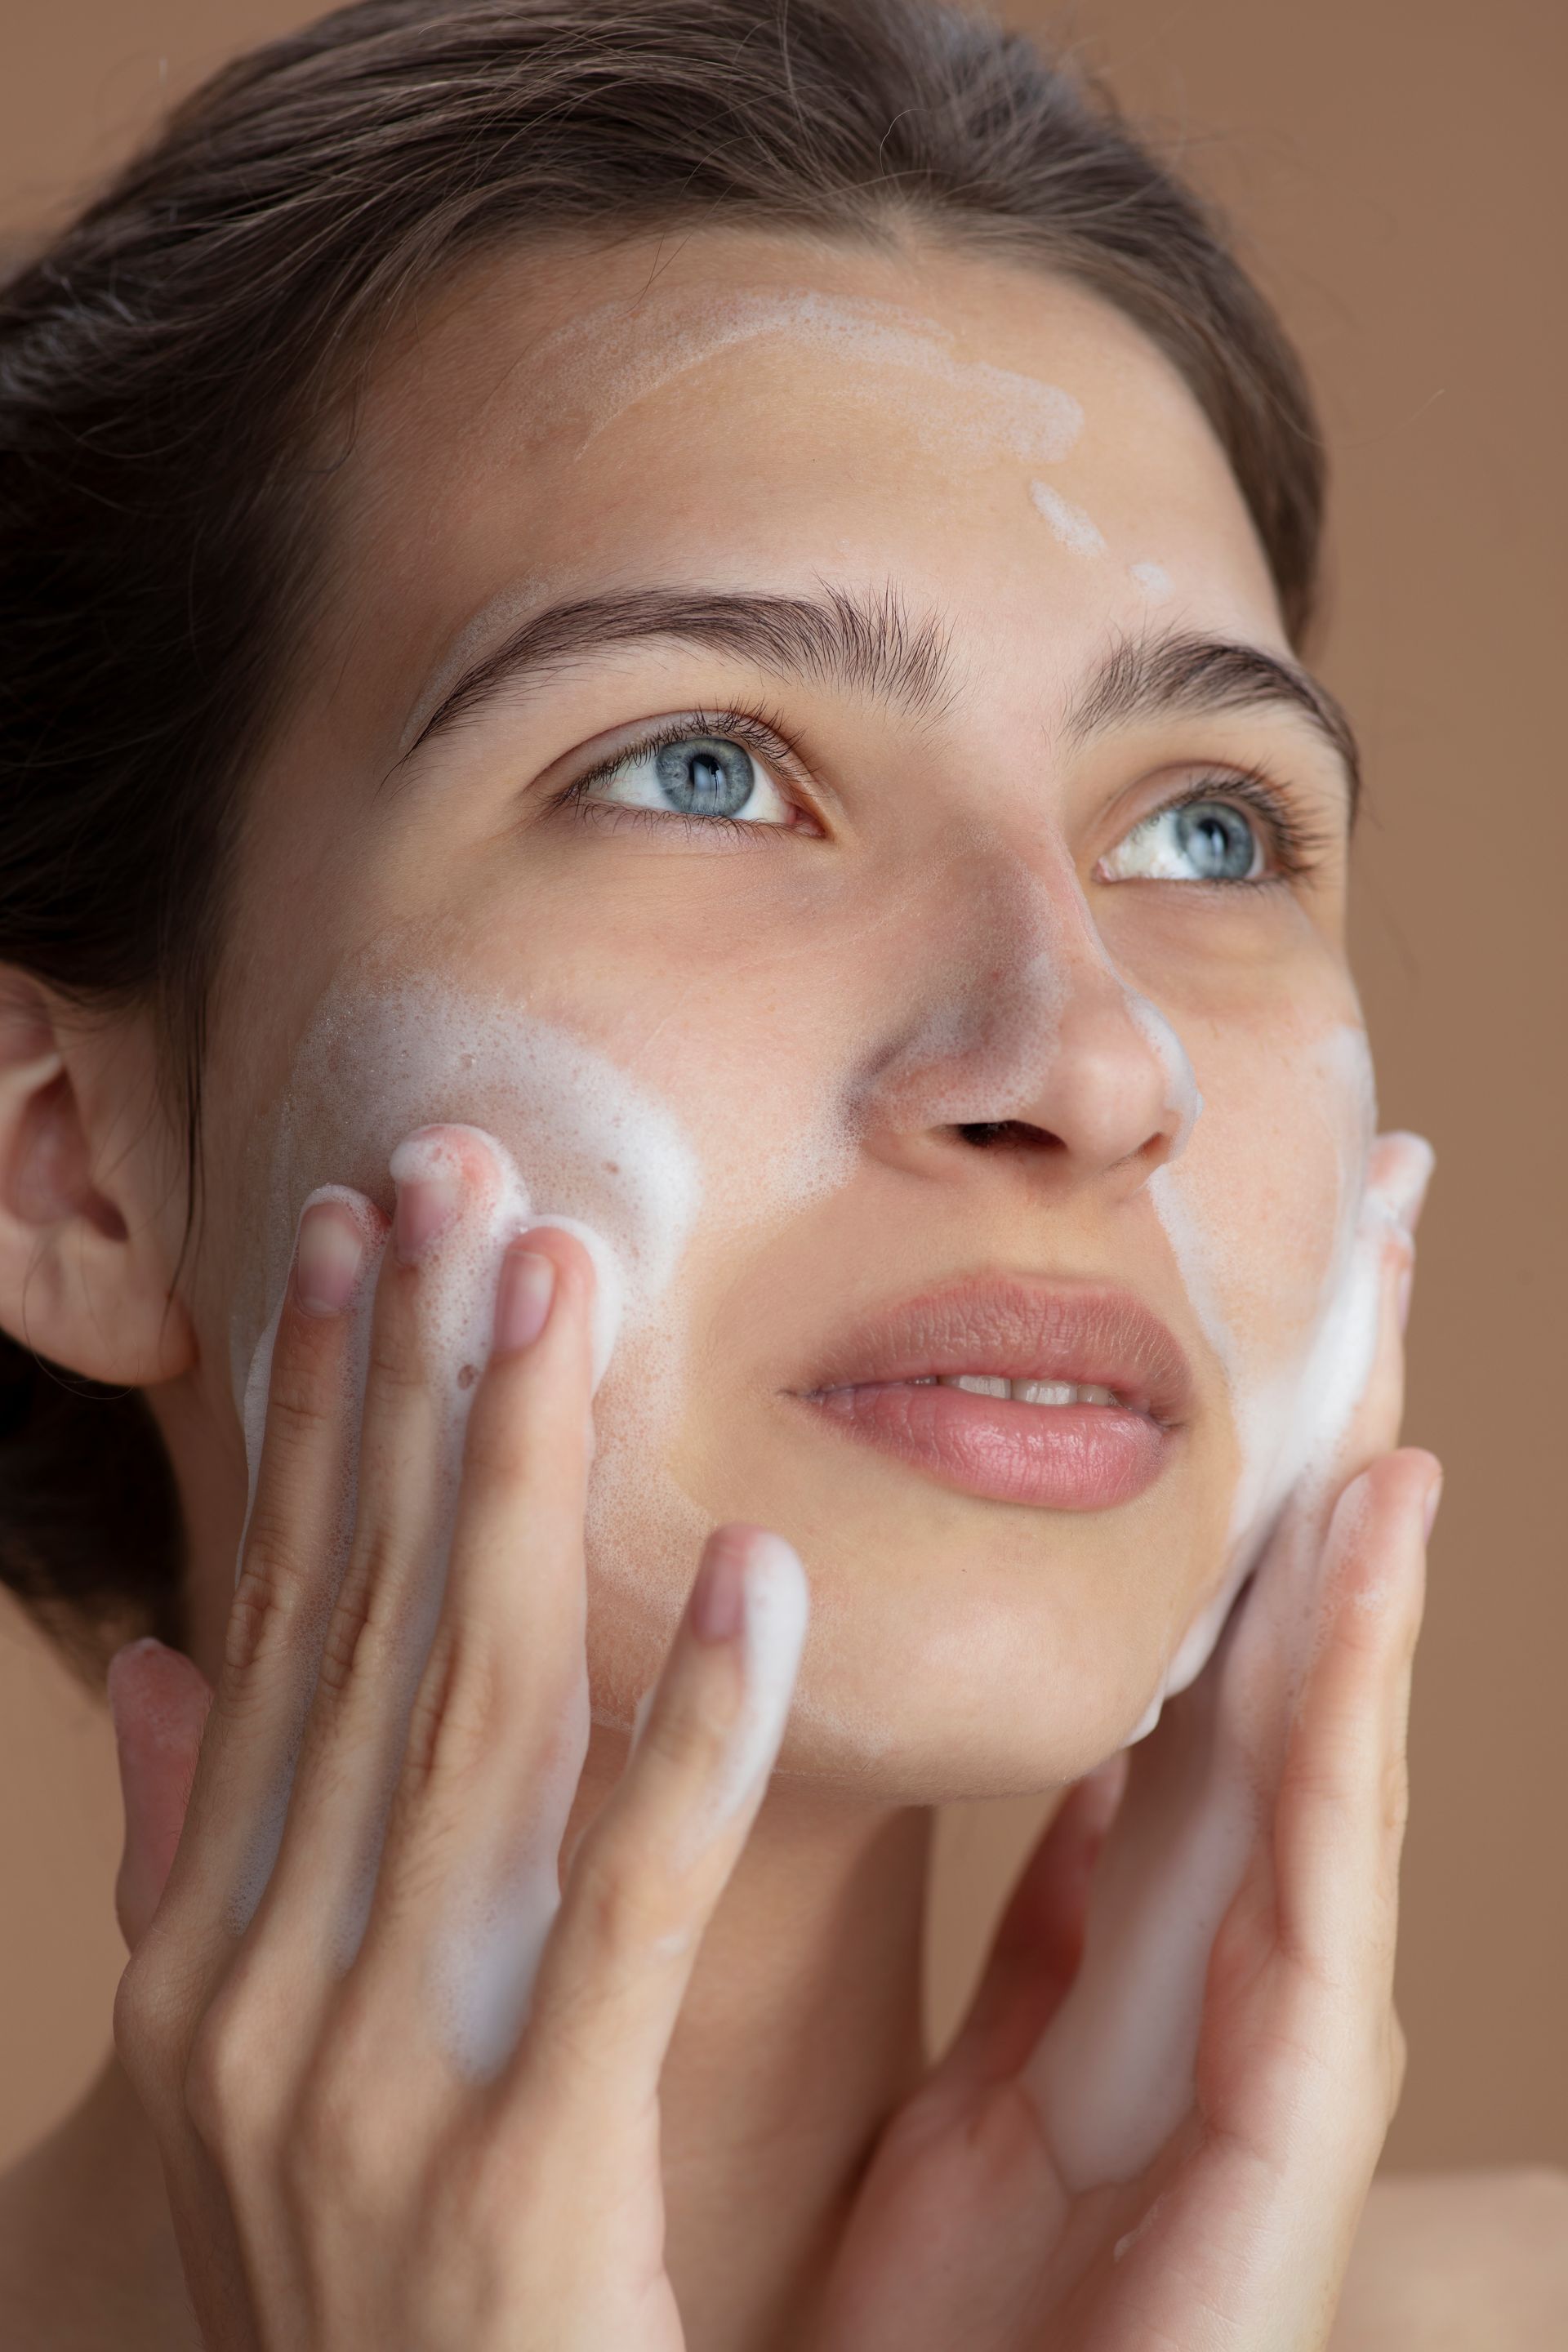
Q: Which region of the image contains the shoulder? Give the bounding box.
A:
[1332,2167,1568,2349]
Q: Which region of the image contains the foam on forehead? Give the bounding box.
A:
[531,286,1084,470]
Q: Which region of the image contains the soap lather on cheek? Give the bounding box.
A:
[1027,1027,1412,2195]
[231,975,705,1446]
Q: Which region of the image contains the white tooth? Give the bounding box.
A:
[1013,1379,1076,1406]
[1080,1383,1117,1407]
[945,1374,1010,1398]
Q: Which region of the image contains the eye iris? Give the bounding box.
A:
[1174,801,1256,880]
[653,736,754,817]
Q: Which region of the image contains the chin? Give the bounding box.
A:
[758,1554,1187,1805]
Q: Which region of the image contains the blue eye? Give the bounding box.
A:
[1101,796,1265,884]
[581,732,795,825]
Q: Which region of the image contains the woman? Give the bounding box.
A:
[0,0,1559,2342]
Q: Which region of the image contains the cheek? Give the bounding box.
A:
[232,962,705,1397]
[1169,1047,1356,1365]
[228,939,843,1729]
[1153,1018,1375,1522]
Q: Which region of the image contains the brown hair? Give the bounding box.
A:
[0,0,1325,1673]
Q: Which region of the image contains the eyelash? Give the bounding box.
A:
[550,705,814,843]
[1140,767,1330,886]
[549,707,1329,880]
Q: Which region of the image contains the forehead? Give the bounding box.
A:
[315,230,1285,757]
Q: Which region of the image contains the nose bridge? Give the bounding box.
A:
[860,840,1195,1177]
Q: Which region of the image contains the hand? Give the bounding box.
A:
[107,1125,808,2351]
[815,1134,1438,2350]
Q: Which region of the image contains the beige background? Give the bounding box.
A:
[2,0,1563,2175]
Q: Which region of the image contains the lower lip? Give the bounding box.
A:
[807,1380,1171,1509]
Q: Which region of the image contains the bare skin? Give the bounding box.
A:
[0,230,1563,2343]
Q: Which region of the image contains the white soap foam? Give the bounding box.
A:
[1029,479,1107,555]
[232,974,700,1422]
[1122,989,1202,1163]
[534,287,1085,474]
[710,1531,811,1828]
[1027,1023,1405,2190]
[1129,560,1174,603]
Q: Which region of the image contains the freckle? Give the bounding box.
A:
[603,1160,621,1174]
[457,1363,478,1389]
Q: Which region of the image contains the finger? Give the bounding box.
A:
[106,1638,214,1950]
[1272,1447,1437,2004]
[248,1128,519,1980]
[1341,1131,1432,1477]
[1367,1129,1434,1238]
[515,1526,808,2121]
[151,1190,385,1957]
[343,1224,599,2086]
[924,1753,1129,2111]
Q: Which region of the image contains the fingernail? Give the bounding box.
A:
[296,1202,367,1316]
[1422,1474,1444,1544]
[392,1165,461,1263]
[691,1536,747,1645]
[493,1245,555,1354]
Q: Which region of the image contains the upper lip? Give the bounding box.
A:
[799,1276,1194,1427]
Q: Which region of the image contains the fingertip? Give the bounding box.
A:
[1080,1745,1130,1838]
[1369,1132,1437,1236]
[522,1217,623,1389]
[1324,1450,1436,1656]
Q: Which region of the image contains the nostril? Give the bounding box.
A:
[956,1120,1065,1152]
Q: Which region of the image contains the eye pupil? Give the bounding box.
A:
[1174,801,1256,880]
[653,736,754,817]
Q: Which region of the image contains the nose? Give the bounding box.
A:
[859,860,1195,1192]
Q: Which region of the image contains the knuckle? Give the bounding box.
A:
[183,1988,278,2159]
[312,1554,403,1702]
[364,1313,434,1405]
[224,1542,318,1683]
[113,1940,189,2105]
[261,1334,343,1457]
[640,1689,728,1788]
[400,1622,506,1795]
[570,1833,680,1964]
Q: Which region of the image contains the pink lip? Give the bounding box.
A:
[795,1279,1192,1512]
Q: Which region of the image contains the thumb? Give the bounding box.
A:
[105,1637,213,1950]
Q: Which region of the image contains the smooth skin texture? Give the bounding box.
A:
[0,229,1563,2343]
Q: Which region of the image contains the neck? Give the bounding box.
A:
[565,1720,931,2349]
[654,1772,932,2350]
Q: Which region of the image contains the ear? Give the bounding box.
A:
[0,973,196,1385]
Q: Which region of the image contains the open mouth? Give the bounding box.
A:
[795,1280,1190,1511]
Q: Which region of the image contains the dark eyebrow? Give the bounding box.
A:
[399,579,955,764]
[1066,628,1361,813]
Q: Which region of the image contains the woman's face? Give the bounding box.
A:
[191,229,1367,1799]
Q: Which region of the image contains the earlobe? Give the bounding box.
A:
[0,978,197,1387]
